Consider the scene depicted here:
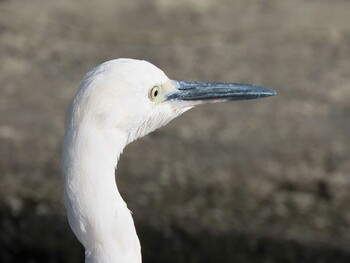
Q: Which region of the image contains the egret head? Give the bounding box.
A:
[70,58,275,143]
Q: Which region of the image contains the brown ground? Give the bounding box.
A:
[0,0,350,262]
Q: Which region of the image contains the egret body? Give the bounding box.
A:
[62,58,275,263]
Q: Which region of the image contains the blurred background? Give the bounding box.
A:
[0,0,350,262]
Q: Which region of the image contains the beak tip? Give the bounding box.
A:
[265,87,277,97]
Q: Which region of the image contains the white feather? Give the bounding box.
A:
[62,59,189,262]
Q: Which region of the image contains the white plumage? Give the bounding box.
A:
[62,58,275,262]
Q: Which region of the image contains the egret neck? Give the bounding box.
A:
[63,122,141,263]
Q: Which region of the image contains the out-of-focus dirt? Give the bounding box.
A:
[0,0,350,262]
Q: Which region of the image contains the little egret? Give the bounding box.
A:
[61,58,276,263]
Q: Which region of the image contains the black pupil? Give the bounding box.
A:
[153,89,158,97]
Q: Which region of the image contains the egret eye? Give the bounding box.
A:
[149,85,160,101]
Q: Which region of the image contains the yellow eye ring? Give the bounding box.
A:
[149,85,160,101]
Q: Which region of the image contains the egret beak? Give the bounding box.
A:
[166,80,276,107]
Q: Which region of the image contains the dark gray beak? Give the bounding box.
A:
[166,80,276,105]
